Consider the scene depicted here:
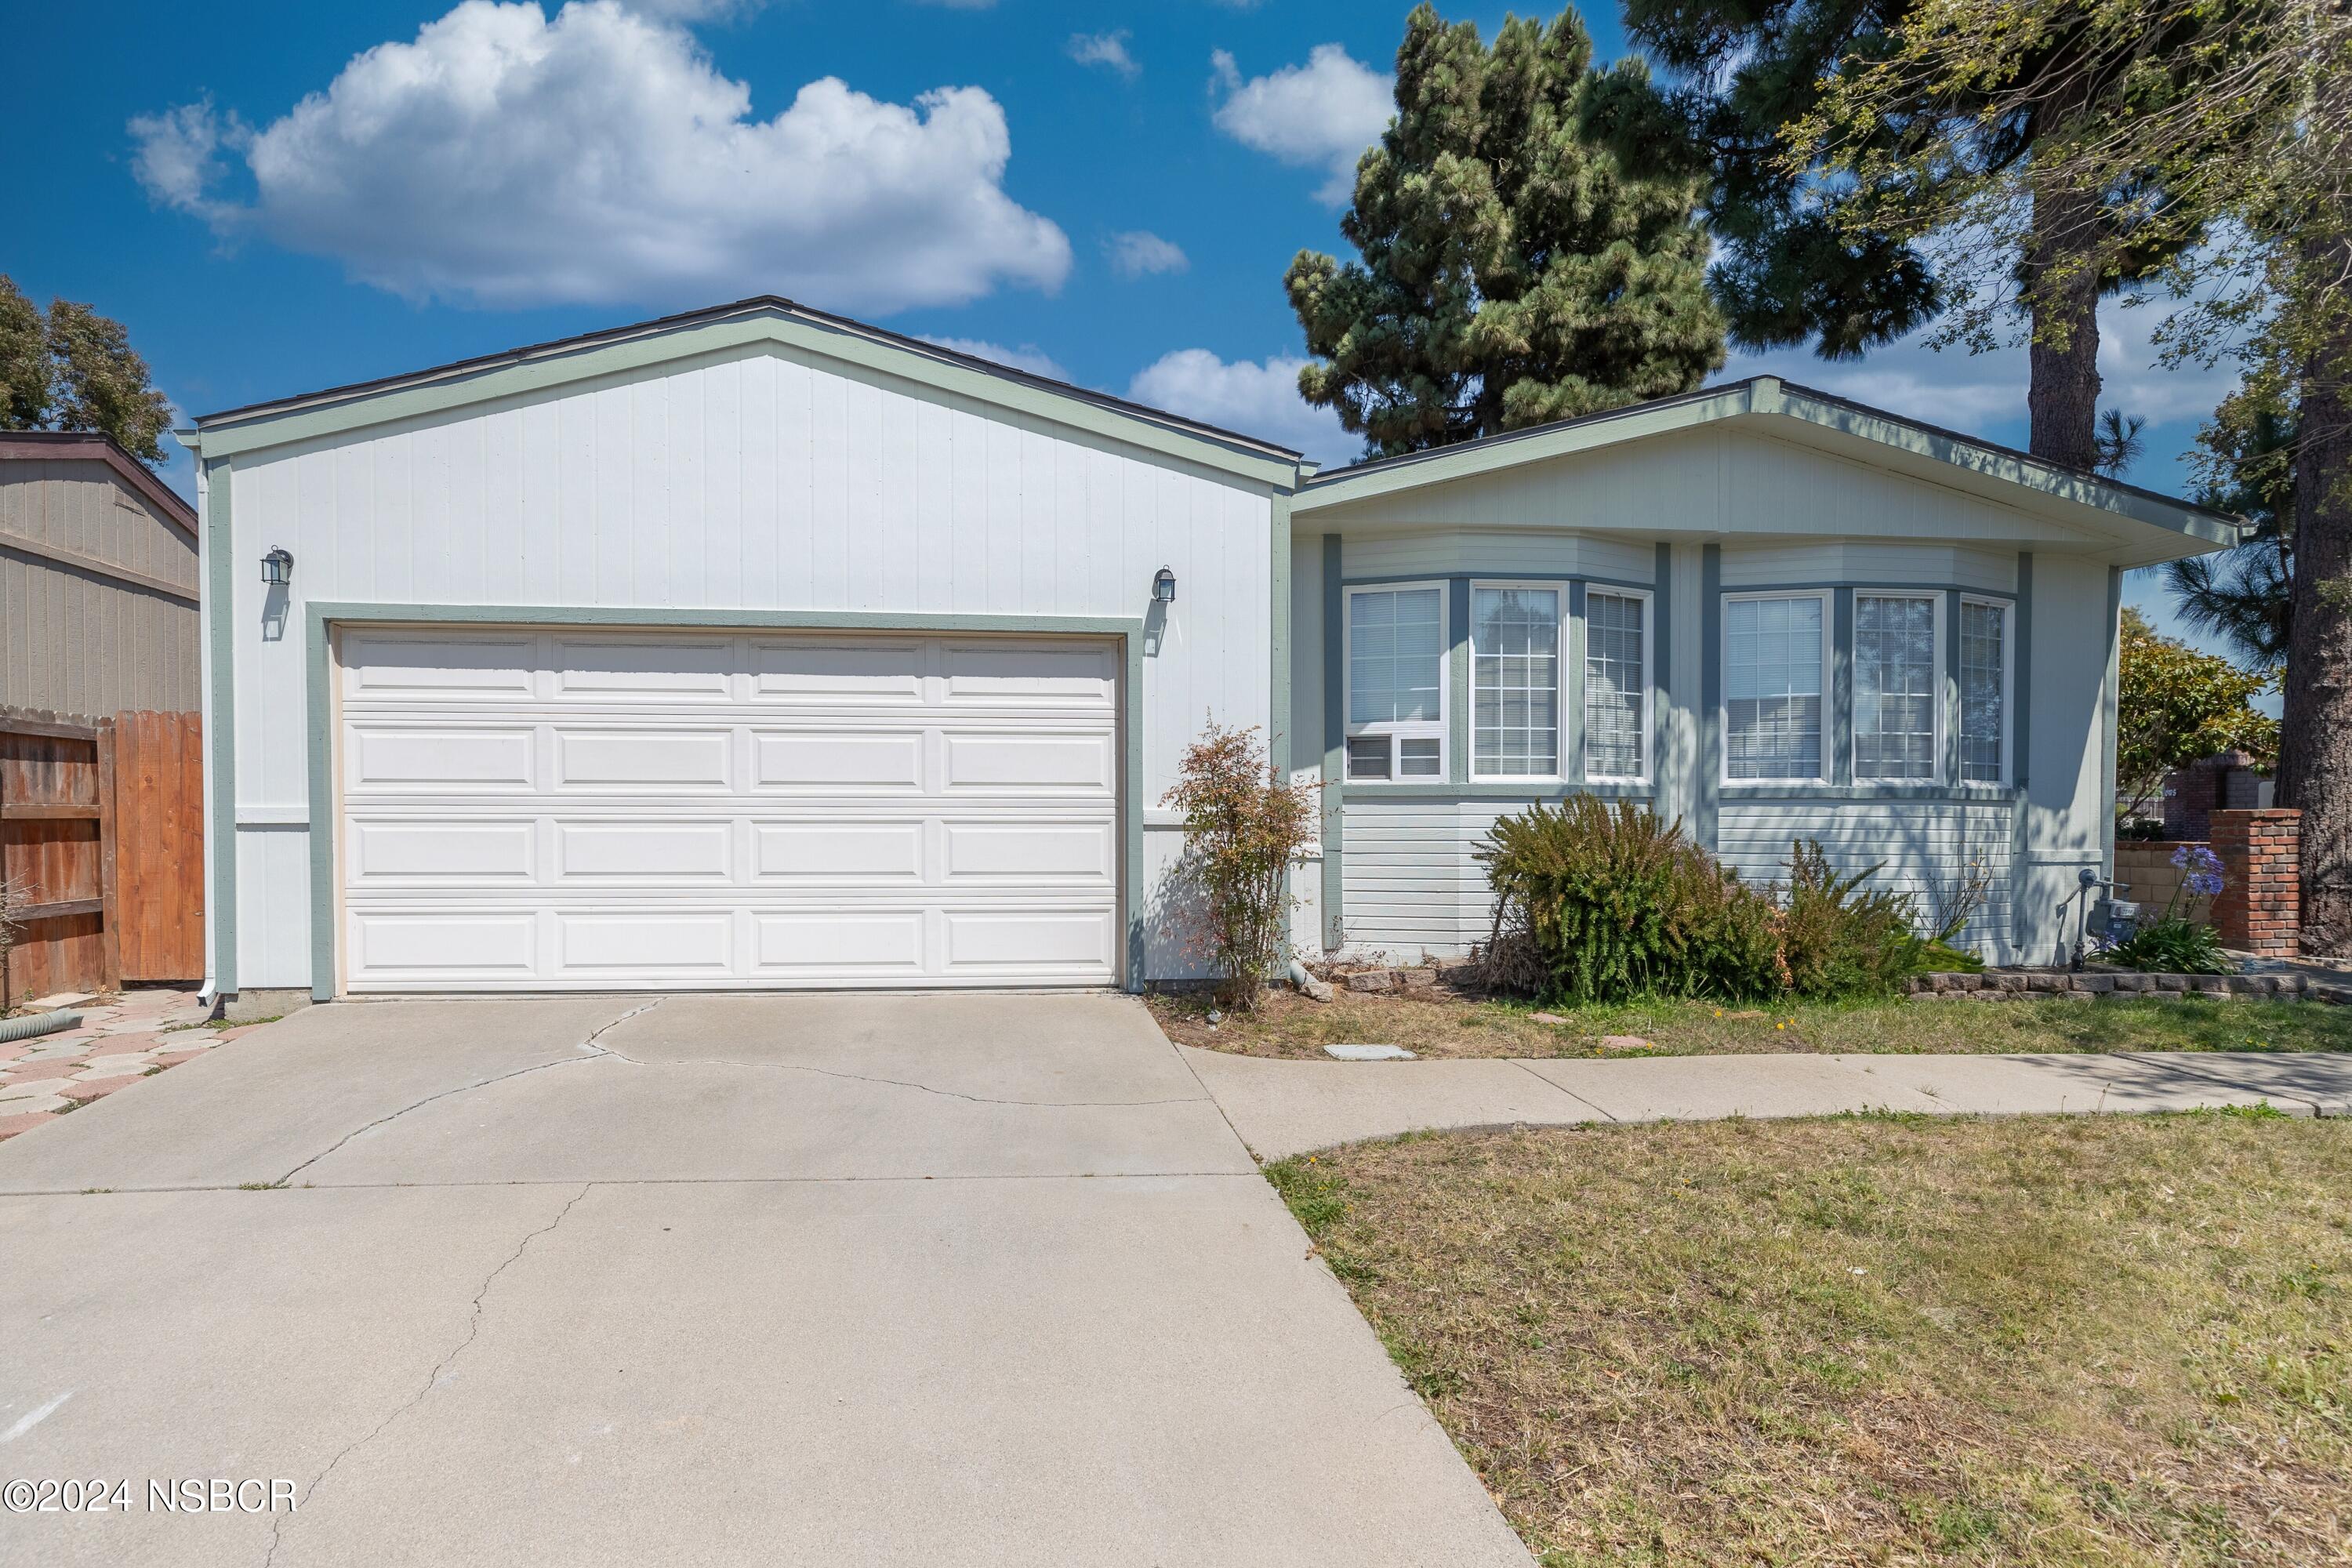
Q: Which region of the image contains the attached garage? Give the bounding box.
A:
[191,297,1298,1005]
[335,626,1124,992]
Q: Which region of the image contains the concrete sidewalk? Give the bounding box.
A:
[1184,1046,2352,1160]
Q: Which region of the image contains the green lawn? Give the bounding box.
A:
[1272,1114,2352,1566]
[1149,986,2352,1060]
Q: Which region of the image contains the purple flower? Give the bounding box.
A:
[2170,844,2223,876]
[2185,870,2225,898]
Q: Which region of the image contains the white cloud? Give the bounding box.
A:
[1209,45,1391,205]
[622,0,767,19]
[1067,31,1139,81]
[129,0,1070,315]
[917,336,1068,381]
[1127,349,1354,466]
[1105,230,1187,278]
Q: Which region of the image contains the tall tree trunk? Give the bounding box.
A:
[2278,278,2352,949]
[2024,187,2103,470]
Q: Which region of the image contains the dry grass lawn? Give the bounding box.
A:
[1272,1114,2352,1566]
[1148,986,2352,1061]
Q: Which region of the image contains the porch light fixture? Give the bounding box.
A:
[1152,566,1176,604]
[260,547,294,586]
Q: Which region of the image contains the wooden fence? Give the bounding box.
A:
[0,708,203,1004]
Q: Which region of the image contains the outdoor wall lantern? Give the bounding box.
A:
[260,547,295,586]
[1152,566,1176,604]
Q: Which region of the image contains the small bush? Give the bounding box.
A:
[1776,842,1936,999]
[1479,802,1957,1005]
[2108,916,2234,975]
[1163,720,1319,1010]
[1477,797,1780,1004]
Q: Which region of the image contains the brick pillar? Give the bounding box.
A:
[2209,808,2301,956]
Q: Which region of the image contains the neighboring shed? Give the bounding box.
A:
[1,430,201,720]
[1,432,206,997]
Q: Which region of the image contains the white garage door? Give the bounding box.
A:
[336,628,1123,992]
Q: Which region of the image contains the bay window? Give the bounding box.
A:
[1958,597,2009,783]
[1723,593,1827,781]
[1584,589,1649,780]
[1345,584,1446,780]
[1854,593,1940,781]
[1472,584,1562,779]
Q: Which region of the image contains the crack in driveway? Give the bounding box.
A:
[263,1183,592,1567]
[274,1001,667,1185]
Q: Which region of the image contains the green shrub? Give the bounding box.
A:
[2107,916,2234,975]
[1774,842,1938,998]
[1476,798,1780,1003]
[1479,802,1960,1004]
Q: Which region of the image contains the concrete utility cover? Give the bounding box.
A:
[1324,1043,1418,1061]
[0,993,1532,1568]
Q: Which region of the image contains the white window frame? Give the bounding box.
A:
[1851,590,1945,785]
[1956,593,2014,787]
[1720,590,1832,785]
[1468,579,1567,783]
[1580,584,1655,784]
[1343,581,1449,783]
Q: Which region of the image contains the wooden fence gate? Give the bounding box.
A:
[0,708,204,1004]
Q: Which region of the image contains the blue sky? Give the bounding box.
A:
[9,0,2242,650]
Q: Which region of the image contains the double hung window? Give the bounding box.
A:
[1345,585,1446,779]
[1723,593,1828,781]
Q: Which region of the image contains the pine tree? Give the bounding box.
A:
[1284,5,1726,460]
[1626,0,2224,470]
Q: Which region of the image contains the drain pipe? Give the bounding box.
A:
[0,1011,82,1046]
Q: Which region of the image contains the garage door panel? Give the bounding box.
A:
[752,731,924,790]
[942,909,1118,973]
[349,912,539,978]
[752,821,924,881]
[753,641,926,702]
[339,629,1122,991]
[555,820,733,881]
[753,912,926,974]
[941,641,1117,706]
[350,727,536,792]
[942,732,1115,792]
[343,635,535,699]
[943,819,1116,882]
[349,820,537,884]
[556,729,732,789]
[557,912,734,975]
[555,637,733,700]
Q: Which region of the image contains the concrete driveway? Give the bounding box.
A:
[0,995,1529,1567]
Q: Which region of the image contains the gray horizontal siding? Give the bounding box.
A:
[1718,800,2017,953]
[1341,798,1531,957]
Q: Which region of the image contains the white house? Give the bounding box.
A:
[182,297,2238,1009]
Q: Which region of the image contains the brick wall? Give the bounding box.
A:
[2209,808,2300,956]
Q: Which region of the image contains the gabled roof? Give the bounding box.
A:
[0,430,198,538]
[183,296,1301,488]
[1295,376,2243,561]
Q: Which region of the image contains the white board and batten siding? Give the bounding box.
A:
[223,343,1274,988]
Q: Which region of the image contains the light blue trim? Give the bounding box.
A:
[1565,579,1588,782]
[1697,544,1721,849]
[2014,554,2034,788]
[1831,588,1855,787]
[1269,495,1292,780]
[301,602,1152,1001]
[1652,544,1671,800]
[1715,577,2019,601]
[1722,783,2021,804]
[1446,578,1472,785]
[1320,537,1345,949]
[2102,565,2122,875]
[1343,782,1656,803]
[205,457,238,998]
[1339,569,1657,592]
